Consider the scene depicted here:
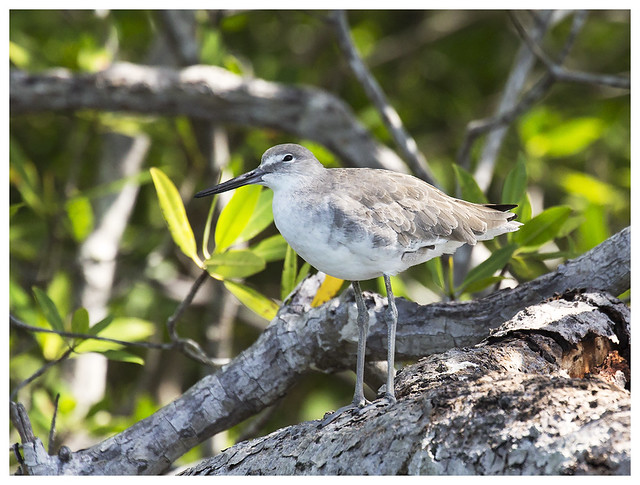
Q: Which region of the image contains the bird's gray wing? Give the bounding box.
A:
[327,169,514,250]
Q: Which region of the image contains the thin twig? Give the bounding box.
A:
[9,346,74,402]
[10,314,173,351]
[509,11,630,89]
[328,10,436,185]
[166,269,209,340]
[469,10,554,189]
[48,393,60,455]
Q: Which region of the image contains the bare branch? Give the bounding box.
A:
[510,11,630,90]
[166,269,209,340]
[459,10,629,176]
[328,10,436,184]
[9,63,410,174]
[469,10,555,189]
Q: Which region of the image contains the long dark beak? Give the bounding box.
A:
[194,167,265,198]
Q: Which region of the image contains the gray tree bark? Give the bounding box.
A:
[11,227,630,475]
[9,64,409,174]
[182,291,630,475]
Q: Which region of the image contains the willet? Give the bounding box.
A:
[195,143,521,425]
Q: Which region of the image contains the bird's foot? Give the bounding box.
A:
[357,392,396,414]
[318,398,371,428]
[319,394,397,428]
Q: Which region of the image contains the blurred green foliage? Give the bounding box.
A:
[9,10,629,470]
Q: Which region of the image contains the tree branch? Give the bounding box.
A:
[328,10,435,184]
[12,227,629,475]
[509,11,630,90]
[182,290,630,475]
[9,63,409,174]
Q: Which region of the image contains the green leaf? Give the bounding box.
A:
[65,195,94,242]
[71,308,90,334]
[462,276,506,294]
[281,244,298,300]
[205,249,266,279]
[9,41,30,68]
[577,203,610,252]
[425,258,445,290]
[457,244,517,294]
[10,144,45,215]
[501,156,527,205]
[10,202,25,218]
[515,192,532,223]
[150,167,202,267]
[74,317,155,353]
[295,262,311,287]
[513,206,572,248]
[87,315,114,336]
[251,234,288,262]
[510,255,550,280]
[224,280,280,321]
[453,164,488,204]
[99,350,144,366]
[559,171,626,210]
[32,287,65,332]
[215,184,262,253]
[526,117,605,158]
[236,189,274,243]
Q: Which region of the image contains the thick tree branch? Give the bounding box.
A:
[183,290,630,475]
[9,63,408,174]
[12,227,629,475]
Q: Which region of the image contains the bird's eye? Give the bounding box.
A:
[283,154,294,162]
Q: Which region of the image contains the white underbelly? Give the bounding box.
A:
[272,196,413,281]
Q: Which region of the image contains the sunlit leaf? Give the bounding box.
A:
[501,156,527,205]
[295,262,311,287]
[311,275,344,307]
[87,315,115,336]
[9,41,30,68]
[560,171,626,210]
[236,189,274,243]
[215,184,262,253]
[10,144,45,215]
[205,249,266,279]
[453,164,488,204]
[32,287,65,332]
[577,203,610,252]
[512,206,571,248]
[457,244,517,294]
[510,255,550,280]
[251,234,288,262]
[71,308,90,335]
[74,317,155,353]
[425,258,445,290]
[150,167,202,267]
[462,276,506,294]
[65,195,94,242]
[224,280,279,321]
[281,244,298,300]
[10,202,25,218]
[525,117,605,158]
[99,350,144,366]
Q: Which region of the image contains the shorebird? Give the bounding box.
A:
[195,143,521,424]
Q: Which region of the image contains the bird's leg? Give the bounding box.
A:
[319,281,370,427]
[351,280,369,408]
[382,274,397,403]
